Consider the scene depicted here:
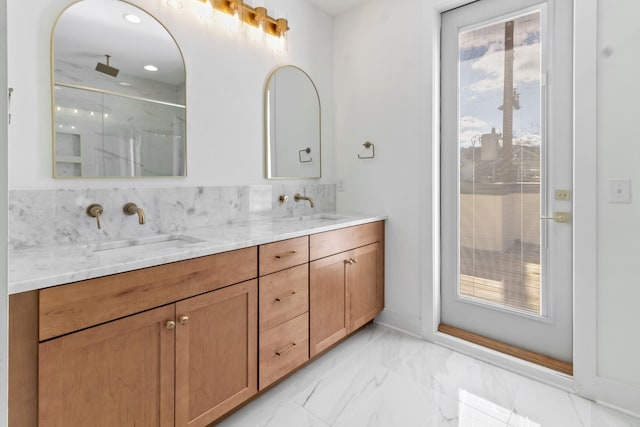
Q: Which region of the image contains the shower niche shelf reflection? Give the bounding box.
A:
[52,0,186,178]
[55,132,82,177]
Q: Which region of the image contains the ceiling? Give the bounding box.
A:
[306,0,370,16]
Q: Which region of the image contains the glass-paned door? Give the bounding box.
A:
[441,0,573,363]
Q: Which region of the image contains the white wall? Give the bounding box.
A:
[595,0,640,392]
[334,0,431,335]
[7,0,335,189]
[334,0,640,415]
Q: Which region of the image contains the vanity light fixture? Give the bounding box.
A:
[196,0,289,39]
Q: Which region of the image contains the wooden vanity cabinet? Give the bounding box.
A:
[309,221,384,357]
[39,305,177,427]
[258,237,310,390]
[9,221,385,426]
[175,280,257,427]
[37,248,258,427]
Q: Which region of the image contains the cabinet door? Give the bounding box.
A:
[348,243,382,332]
[39,305,176,427]
[175,280,258,427]
[310,252,348,357]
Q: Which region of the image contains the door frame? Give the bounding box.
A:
[426,0,575,391]
[572,0,640,417]
[427,0,640,413]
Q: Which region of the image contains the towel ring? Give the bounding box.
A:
[299,147,312,163]
[358,141,375,159]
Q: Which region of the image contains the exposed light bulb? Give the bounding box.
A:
[167,0,183,9]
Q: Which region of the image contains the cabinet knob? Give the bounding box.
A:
[179,315,189,325]
[166,320,176,330]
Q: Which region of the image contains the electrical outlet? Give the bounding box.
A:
[337,179,345,192]
[555,189,571,201]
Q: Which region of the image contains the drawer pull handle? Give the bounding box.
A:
[275,342,297,356]
[344,258,358,265]
[275,291,296,302]
[166,320,176,330]
[275,251,297,259]
[179,315,189,325]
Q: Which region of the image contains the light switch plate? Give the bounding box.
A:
[608,179,631,204]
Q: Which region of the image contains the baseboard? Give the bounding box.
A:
[374,309,422,337]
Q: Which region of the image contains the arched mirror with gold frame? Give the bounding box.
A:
[52,0,186,178]
[265,65,321,179]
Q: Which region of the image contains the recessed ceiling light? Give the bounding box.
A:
[144,65,158,72]
[119,81,131,86]
[123,13,142,24]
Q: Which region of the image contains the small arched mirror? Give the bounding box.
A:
[52,0,186,178]
[265,65,321,179]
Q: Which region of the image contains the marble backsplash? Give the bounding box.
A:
[9,183,336,251]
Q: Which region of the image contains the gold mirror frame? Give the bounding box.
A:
[264,65,321,179]
[51,0,187,178]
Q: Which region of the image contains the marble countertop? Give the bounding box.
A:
[9,213,386,295]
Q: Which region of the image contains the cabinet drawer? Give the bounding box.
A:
[310,221,384,261]
[259,264,309,331]
[259,312,309,390]
[39,247,257,341]
[259,236,309,276]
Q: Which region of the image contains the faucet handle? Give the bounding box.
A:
[86,204,104,230]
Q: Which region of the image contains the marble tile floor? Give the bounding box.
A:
[217,324,640,427]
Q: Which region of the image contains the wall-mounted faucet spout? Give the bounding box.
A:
[294,193,315,208]
[123,202,145,224]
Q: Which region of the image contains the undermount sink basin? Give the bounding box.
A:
[275,214,351,223]
[90,234,204,255]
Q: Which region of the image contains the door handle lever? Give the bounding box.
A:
[540,212,571,223]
